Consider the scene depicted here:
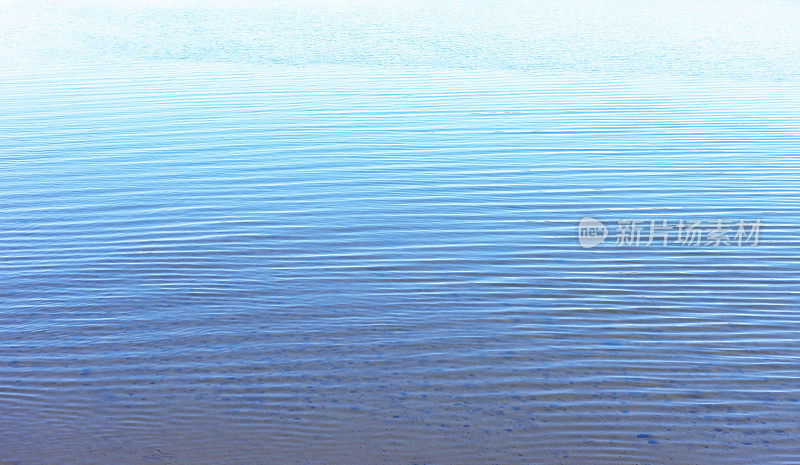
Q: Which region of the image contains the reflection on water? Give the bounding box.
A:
[2,0,800,462]
[2,64,799,464]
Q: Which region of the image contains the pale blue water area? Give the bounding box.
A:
[1,2,800,464]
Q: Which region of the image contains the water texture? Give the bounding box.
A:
[1,2,800,464]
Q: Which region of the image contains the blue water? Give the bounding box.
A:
[1,2,800,464]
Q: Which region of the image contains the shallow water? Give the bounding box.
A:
[2,2,800,464]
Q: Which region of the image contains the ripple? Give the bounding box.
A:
[1,63,799,464]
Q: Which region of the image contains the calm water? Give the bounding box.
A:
[2,2,800,464]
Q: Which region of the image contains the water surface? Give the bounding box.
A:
[2,2,800,464]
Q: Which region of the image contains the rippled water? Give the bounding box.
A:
[2,2,800,464]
